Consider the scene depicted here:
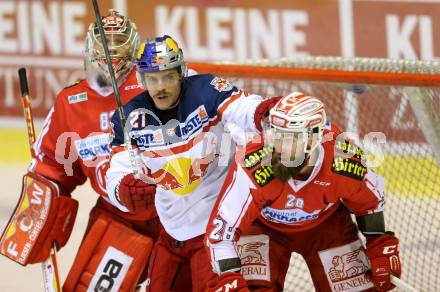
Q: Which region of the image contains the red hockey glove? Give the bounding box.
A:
[117,173,156,215]
[254,96,282,131]
[365,232,401,291]
[207,272,250,292]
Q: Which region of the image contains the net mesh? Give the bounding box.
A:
[192,57,440,292]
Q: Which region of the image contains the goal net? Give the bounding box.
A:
[191,57,440,292]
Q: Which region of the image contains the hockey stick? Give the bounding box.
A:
[391,275,420,292]
[91,0,155,184]
[18,68,62,292]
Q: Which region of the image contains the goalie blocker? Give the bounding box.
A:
[0,172,78,265]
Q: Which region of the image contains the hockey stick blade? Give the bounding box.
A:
[391,275,420,292]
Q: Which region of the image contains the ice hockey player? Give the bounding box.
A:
[105,35,279,291]
[205,92,402,291]
[1,10,160,291]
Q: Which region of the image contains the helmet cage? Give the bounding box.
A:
[85,10,139,86]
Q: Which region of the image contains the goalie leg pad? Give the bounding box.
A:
[0,172,78,265]
[63,211,153,292]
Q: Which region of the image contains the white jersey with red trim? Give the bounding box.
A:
[29,69,144,213]
[206,124,385,262]
[106,74,263,241]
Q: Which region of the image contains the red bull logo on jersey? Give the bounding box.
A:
[319,240,373,292]
[237,235,270,282]
[210,77,233,92]
[74,133,111,161]
[147,152,217,195]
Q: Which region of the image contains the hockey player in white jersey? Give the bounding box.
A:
[106,35,279,291]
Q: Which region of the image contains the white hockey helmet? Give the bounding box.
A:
[85,9,139,88]
[268,92,327,153]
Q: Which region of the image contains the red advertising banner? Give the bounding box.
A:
[0,0,438,120]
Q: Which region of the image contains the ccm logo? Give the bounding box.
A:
[383,245,397,254]
[95,259,123,291]
[215,279,237,292]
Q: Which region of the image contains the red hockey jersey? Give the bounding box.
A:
[207,124,385,261]
[29,69,147,220]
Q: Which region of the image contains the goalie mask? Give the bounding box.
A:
[267,92,327,155]
[85,10,139,91]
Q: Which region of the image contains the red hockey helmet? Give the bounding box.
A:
[268,92,327,154]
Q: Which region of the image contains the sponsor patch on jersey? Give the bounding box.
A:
[334,139,365,160]
[243,146,273,169]
[210,77,233,92]
[252,165,274,187]
[68,92,88,104]
[238,235,270,282]
[318,240,373,292]
[74,133,111,161]
[130,105,209,149]
[130,128,165,147]
[261,206,320,224]
[332,157,367,181]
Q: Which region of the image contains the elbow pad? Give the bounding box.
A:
[212,257,242,275]
[356,212,385,237]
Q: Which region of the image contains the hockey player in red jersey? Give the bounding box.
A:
[205,92,402,292]
[105,35,279,291]
[1,10,160,291]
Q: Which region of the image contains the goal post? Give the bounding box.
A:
[190,57,440,292]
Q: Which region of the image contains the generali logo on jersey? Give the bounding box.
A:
[318,240,374,292]
[237,235,270,282]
